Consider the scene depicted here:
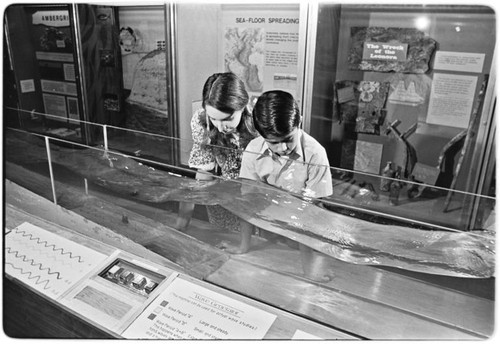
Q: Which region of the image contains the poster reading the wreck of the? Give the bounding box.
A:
[221,5,300,97]
[348,27,436,74]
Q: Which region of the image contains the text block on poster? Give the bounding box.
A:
[122,278,277,339]
[426,73,477,129]
[221,5,300,96]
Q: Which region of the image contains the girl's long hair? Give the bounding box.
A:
[198,73,258,148]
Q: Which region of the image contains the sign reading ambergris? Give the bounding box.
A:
[349,27,436,73]
[32,10,70,27]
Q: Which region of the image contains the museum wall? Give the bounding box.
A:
[177,3,221,164]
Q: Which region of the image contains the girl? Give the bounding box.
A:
[175,72,257,249]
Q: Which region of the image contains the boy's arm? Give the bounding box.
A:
[304,148,333,198]
[239,148,259,181]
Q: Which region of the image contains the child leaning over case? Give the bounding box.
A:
[175,72,258,239]
[238,90,334,281]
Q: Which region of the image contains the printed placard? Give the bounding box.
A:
[337,86,356,103]
[43,93,67,120]
[20,79,36,93]
[41,79,77,96]
[63,63,76,81]
[363,42,408,62]
[411,162,440,185]
[426,73,477,129]
[122,278,277,339]
[433,51,485,73]
[354,141,383,174]
[5,222,108,300]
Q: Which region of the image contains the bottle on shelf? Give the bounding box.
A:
[379,161,395,192]
[389,168,403,206]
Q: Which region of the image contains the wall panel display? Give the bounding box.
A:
[221,5,300,98]
[30,8,80,122]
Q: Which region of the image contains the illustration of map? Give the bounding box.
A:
[224,27,265,92]
[5,222,109,300]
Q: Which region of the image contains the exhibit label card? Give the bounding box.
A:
[354,141,383,174]
[20,79,36,93]
[4,222,108,300]
[433,51,485,73]
[122,278,277,339]
[221,5,300,96]
[426,73,477,129]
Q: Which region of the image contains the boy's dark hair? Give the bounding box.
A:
[253,90,301,139]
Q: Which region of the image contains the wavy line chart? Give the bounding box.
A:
[5,222,109,300]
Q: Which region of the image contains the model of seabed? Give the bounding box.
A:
[6,133,495,278]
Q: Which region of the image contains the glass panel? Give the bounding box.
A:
[48,123,106,203]
[3,106,87,141]
[12,126,491,277]
[309,4,496,230]
[4,128,57,203]
[105,126,183,167]
[5,123,495,336]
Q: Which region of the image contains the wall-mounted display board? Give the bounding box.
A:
[220,4,301,100]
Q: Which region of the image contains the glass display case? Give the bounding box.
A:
[3,1,496,340]
[3,123,495,339]
[4,3,177,164]
[305,4,496,231]
[4,4,88,141]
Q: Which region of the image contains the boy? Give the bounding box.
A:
[238,90,333,281]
